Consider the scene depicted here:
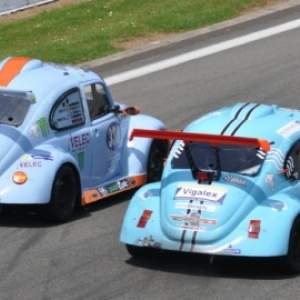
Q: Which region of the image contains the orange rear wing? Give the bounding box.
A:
[129,129,270,152]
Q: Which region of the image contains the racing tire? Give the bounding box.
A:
[126,244,160,259]
[147,139,168,183]
[279,215,300,274]
[47,165,79,222]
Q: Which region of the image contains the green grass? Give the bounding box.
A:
[0,0,278,64]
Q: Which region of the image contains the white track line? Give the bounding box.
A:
[105,19,300,86]
[0,0,56,16]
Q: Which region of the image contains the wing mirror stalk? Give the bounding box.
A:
[107,105,140,116]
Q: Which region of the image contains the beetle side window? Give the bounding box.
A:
[285,141,300,180]
[50,89,85,130]
[84,83,109,120]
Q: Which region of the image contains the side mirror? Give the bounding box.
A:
[121,106,140,116]
[107,105,121,113]
[107,105,140,116]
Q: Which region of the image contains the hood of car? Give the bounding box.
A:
[160,179,260,243]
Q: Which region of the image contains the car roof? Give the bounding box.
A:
[0,57,102,102]
[184,102,300,148]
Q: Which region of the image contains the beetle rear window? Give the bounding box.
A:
[171,142,266,176]
[0,94,31,126]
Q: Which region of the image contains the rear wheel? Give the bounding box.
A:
[126,244,160,259]
[147,139,168,183]
[279,215,300,274]
[47,165,78,222]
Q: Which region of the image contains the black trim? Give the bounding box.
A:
[230,103,260,136]
[220,102,249,135]
[220,103,261,136]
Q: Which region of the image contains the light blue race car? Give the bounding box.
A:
[0,57,169,222]
[120,102,300,273]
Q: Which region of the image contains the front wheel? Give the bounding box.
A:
[147,139,169,183]
[279,215,300,274]
[46,165,79,222]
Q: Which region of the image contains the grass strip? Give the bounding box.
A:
[0,0,281,64]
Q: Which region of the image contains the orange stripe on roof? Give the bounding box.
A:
[0,57,32,87]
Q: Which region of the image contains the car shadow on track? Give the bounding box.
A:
[78,189,136,217]
[0,189,136,228]
[125,250,297,280]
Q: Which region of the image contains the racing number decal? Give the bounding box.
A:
[107,122,121,150]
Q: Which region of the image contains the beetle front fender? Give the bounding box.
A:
[0,147,80,205]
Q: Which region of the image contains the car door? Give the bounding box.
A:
[50,88,93,188]
[82,82,123,187]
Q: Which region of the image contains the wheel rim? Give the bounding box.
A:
[57,174,75,215]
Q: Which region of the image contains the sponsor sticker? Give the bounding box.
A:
[265,172,275,191]
[69,132,90,152]
[174,184,227,204]
[22,154,53,161]
[29,117,49,140]
[138,236,162,248]
[270,201,286,211]
[139,190,154,200]
[37,117,49,138]
[171,214,217,225]
[77,152,85,170]
[223,174,246,187]
[218,248,241,255]
[175,202,216,212]
[179,225,206,232]
[19,161,42,168]
[276,120,300,138]
[107,122,121,150]
[98,178,135,196]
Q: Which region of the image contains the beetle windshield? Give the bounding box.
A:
[171,141,266,176]
[0,93,31,126]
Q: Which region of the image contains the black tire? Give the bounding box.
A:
[47,165,78,222]
[147,139,168,183]
[279,215,300,274]
[126,244,160,259]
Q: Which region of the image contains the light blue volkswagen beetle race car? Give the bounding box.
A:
[120,102,300,273]
[0,57,169,222]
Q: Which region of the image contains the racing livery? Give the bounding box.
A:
[120,102,300,273]
[0,57,169,221]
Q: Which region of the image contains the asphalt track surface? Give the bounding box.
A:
[2,1,300,300]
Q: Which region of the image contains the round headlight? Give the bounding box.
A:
[12,171,28,184]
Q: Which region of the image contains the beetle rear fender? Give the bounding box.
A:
[120,182,162,245]
[126,114,167,175]
[243,195,300,256]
